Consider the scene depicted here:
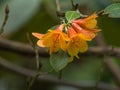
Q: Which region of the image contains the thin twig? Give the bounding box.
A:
[0,4,9,34]
[71,0,75,8]
[0,56,119,90]
[54,0,65,17]
[55,0,61,13]
[26,33,42,90]
[26,33,42,70]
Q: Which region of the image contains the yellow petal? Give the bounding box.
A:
[78,38,88,53]
[60,38,67,51]
[49,43,60,54]
[67,35,88,59]
[68,41,78,57]
[42,35,53,47]
[85,19,97,29]
[85,13,98,21]
[67,36,80,58]
[84,13,98,29]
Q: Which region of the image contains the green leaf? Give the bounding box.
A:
[65,11,80,22]
[50,50,69,72]
[104,3,120,18]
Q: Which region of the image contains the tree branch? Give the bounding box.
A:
[0,56,119,90]
[0,38,48,57]
[95,34,120,86]
[0,38,120,57]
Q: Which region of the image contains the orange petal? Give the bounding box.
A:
[89,29,101,32]
[79,30,96,41]
[56,24,64,31]
[72,19,85,26]
[32,32,44,39]
[37,40,45,47]
[68,27,77,37]
[72,23,82,33]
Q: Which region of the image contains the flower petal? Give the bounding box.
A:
[60,38,67,51]
[85,13,98,21]
[72,23,82,33]
[85,19,97,29]
[78,38,88,52]
[68,27,77,38]
[67,35,88,58]
[37,40,45,47]
[32,32,44,39]
[56,24,64,31]
[79,30,96,41]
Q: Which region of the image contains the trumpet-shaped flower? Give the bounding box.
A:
[32,13,101,63]
[72,22,96,41]
[71,13,100,41]
[67,27,88,61]
[72,13,98,29]
[32,24,69,54]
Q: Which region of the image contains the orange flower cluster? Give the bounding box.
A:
[32,13,100,61]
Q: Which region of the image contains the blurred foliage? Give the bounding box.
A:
[0,0,120,90]
[104,3,120,18]
[9,4,57,42]
[98,16,120,46]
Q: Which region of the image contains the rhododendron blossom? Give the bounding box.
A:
[72,13,100,41]
[67,27,88,61]
[32,24,69,54]
[32,13,100,61]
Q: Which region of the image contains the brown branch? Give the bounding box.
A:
[95,34,120,86]
[0,38,49,57]
[0,56,119,90]
[0,38,120,57]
